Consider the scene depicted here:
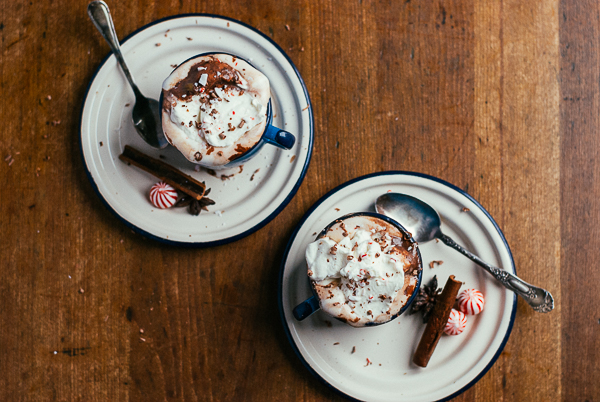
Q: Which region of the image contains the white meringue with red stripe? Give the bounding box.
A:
[149,182,178,209]
[444,308,467,336]
[458,288,485,315]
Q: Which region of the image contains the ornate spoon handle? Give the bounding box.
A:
[438,234,554,313]
[87,1,142,97]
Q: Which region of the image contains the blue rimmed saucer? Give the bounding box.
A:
[279,171,516,401]
[80,14,313,246]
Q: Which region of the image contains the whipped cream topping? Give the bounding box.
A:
[161,54,270,166]
[306,228,407,320]
[167,82,266,148]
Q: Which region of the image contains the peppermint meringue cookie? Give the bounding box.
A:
[458,288,485,315]
[149,182,178,209]
[305,214,422,327]
[444,308,467,336]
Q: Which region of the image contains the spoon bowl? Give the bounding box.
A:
[376,193,442,243]
[131,97,167,149]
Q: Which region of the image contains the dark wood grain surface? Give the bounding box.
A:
[1,0,598,400]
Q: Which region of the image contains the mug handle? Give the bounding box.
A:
[263,124,296,150]
[292,295,320,321]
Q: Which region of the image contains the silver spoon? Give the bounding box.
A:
[376,193,554,313]
[88,1,168,149]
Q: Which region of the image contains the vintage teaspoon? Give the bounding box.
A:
[88,1,168,149]
[376,193,554,312]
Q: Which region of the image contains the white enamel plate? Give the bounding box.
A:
[80,14,313,246]
[279,172,516,402]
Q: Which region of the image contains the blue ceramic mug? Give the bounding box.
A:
[293,212,423,326]
[159,52,295,169]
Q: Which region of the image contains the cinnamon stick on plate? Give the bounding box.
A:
[119,145,206,201]
[413,275,462,367]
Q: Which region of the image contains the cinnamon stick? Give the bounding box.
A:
[119,145,206,201]
[413,275,462,367]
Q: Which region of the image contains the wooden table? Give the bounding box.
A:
[1,0,598,400]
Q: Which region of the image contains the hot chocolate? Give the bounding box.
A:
[161,54,270,166]
[305,214,421,327]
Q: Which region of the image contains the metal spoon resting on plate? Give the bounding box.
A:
[376,193,554,313]
[88,1,168,149]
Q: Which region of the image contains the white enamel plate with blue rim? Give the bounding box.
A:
[279,172,517,402]
[80,14,313,246]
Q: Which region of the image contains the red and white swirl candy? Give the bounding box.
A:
[444,308,467,336]
[458,288,485,315]
[149,182,178,209]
